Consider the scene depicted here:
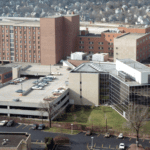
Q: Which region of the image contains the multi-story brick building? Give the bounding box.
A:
[76,25,150,62]
[0,13,79,65]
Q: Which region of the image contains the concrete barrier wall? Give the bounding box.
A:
[22,87,32,96]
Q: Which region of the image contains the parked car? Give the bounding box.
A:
[118,133,123,139]
[32,81,40,84]
[6,120,14,127]
[31,124,38,130]
[119,143,125,149]
[15,89,24,93]
[104,132,110,138]
[37,124,45,130]
[46,76,56,79]
[13,98,20,102]
[86,130,92,136]
[0,120,8,126]
[9,81,17,85]
[32,85,43,90]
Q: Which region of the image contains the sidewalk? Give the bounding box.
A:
[128,144,144,150]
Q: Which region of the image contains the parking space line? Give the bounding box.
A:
[102,144,103,148]
[109,145,111,148]
[94,143,96,148]
[116,145,118,149]
[22,125,28,129]
[129,138,131,141]
[36,140,38,142]
[16,124,22,128]
[29,127,32,130]
[87,143,90,150]
[97,134,100,137]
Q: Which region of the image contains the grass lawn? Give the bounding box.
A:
[53,106,150,135]
[44,127,80,135]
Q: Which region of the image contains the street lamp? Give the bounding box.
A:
[91,137,94,148]
[71,124,73,135]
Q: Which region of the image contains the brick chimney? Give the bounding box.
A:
[71,11,74,14]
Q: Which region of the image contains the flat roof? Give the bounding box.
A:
[0,133,29,147]
[0,67,12,74]
[118,59,150,72]
[0,14,78,26]
[116,33,147,40]
[71,62,144,86]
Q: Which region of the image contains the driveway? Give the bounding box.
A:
[0,123,150,150]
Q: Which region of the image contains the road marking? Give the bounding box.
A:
[87,143,90,150]
[109,145,111,148]
[36,140,38,142]
[16,124,22,128]
[97,134,100,137]
[116,145,118,149]
[22,125,28,129]
[29,127,32,130]
[102,144,103,148]
[129,138,131,141]
[94,143,96,148]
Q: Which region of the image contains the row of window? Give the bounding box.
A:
[14,31,40,34]
[16,45,40,49]
[16,54,40,58]
[137,36,150,45]
[79,46,113,50]
[15,36,40,39]
[15,41,40,44]
[79,41,113,45]
[15,59,40,63]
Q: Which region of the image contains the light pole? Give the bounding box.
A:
[50,64,51,75]
[91,137,94,148]
[104,113,107,132]
[21,83,23,92]
[71,124,73,135]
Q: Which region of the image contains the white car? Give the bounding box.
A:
[32,85,43,90]
[46,76,56,79]
[0,120,8,126]
[119,143,125,150]
[118,133,123,139]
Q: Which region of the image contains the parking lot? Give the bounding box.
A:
[0,65,69,103]
[0,123,150,150]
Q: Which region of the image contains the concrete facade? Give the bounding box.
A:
[69,73,99,106]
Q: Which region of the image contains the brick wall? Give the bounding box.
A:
[1,71,12,83]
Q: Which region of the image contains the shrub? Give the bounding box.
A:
[145,148,150,150]
[44,137,54,150]
[54,136,69,145]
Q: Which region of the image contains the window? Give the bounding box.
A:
[2,25,4,28]
[29,46,31,48]
[38,56,40,58]
[33,27,35,30]
[7,53,9,55]
[38,37,40,39]
[29,55,31,58]
[34,51,35,53]
[20,36,22,38]
[20,50,22,53]
[2,30,4,33]
[24,31,26,34]
[16,40,17,43]
[25,55,27,57]
[6,30,8,33]
[29,31,30,34]
[20,31,22,34]
[110,39,112,41]
[16,54,18,57]
[20,54,22,57]
[15,27,17,29]
[20,41,22,43]
[8,57,10,60]
[79,46,84,49]
[38,51,40,54]
[16,50,18,52]
[38,60,40,63]
[38,27,40,30]
[33,32,35,34]
[3,48,5,51]
[34,46,36,49]
[116,47,118,49]
[38,46,40,49]
[34,55,36,58]
[34,36,35,39]
[7,48,9,51]
[98,47,103,50]
[88,38,90,40]
[29,50,31,53]
[7,43,8,46]
[29,36,31,39]
[24,36,26,39]
[24,27,26,29]
[89,42,94,44]
[15,36,17,38]
[25,50,27,53]
[2,34,4,37]
[21,59,22,62]
[116,53,118,55]
[29,41,31,44]
[16,59,18,61]
[38,41,40,44]
[29,27,30,29]
[80,38,82,40]
[89,46,93,49]
[34,60,36,63]
[38,32,40,35]
[98,42,103,45]
[24,45,26,48]
[20,45,22,48]
[6,26,8,28]
[25,41,26,43]
[20,27,22,29]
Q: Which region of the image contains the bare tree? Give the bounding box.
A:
[124,104,149,147]
[39,101,55,128]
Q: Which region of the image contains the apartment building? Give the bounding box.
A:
[69,59,150,116]
[77,25,150,62]
[0,13,79,65]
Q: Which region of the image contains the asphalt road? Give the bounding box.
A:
[0,123,150,150]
